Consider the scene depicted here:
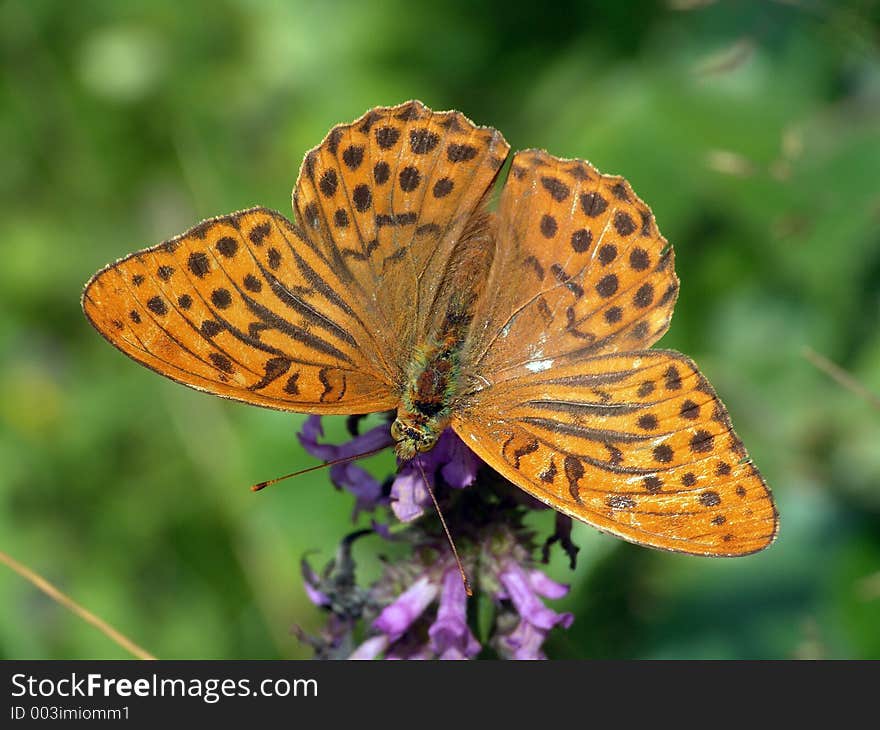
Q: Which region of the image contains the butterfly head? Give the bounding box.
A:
[391,415,442,461]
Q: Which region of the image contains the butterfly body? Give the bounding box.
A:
[392,335,456,458]
[393,208,497,460]
[83,101,778,556]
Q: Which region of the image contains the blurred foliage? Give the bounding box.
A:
[1,0,879,659]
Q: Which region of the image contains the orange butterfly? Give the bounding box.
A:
[82,101,778,556]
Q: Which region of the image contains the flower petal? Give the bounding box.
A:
[496,619,548,660]
[500,561,573,631]
[436,431,481,488]
[390,465,431,522]
[348,635,389,660]
[528,569,570,600]
[438,647,471,660]
[298,416,392,514]
[303,582,330,607]
[298,415,392,461]
[329,462,383,516]
[372,576,438,643]
[297,415,328,458]
[429,568,481,658]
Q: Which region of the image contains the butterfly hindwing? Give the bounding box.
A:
[454,351,777,556]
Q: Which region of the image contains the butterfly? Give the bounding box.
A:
[82,100,778,556]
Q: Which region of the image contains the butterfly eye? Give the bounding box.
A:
[390,418,404,442]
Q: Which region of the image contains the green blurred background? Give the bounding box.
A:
[1,0,879,659]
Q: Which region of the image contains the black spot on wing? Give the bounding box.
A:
[248,357,293,391]
[564,456,585,504]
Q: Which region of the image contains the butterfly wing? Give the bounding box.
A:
[294,100,509,377]
[453,351,777,555]
[464,149,679,380]
[456,151,776,555]
[83,101,510,413]
[82,207,395,413]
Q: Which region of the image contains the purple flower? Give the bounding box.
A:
[436,431,482,488]
[372,576,438,642]
[493,561,573,660]
[341,553,572,660]
[429,568,481,659]
[294,416,577,660]
[346,563,483,660]
[390,430,480,522]
[346,573,445,660]
[528,569,570,601]
[388,466,429,523]
[499,560,573,631]
[348,635,389,660]
[298,415,390,516]
[494,618,550,660]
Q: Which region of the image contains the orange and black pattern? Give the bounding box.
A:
[83,101,777,556]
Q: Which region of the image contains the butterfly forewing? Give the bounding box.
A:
[465,149,679,381]
[83,101,512,414]
[294,101,510,376]
[82,207,396,414]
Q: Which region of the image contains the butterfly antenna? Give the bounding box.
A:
[251,444,389,492]
[415,457,472,597]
